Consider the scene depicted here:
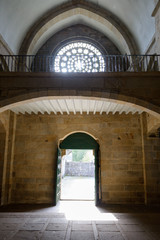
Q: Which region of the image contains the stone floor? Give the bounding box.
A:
[0,201,160,240]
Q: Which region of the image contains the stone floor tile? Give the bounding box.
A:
[0,230,15,240]
[124,232,153,240]
[0,202,160,240]
[0,222,19,231]
[49,218,68,223]
[27,215,49,218]
[50,213,66,218]
[97,224,119,232]
[72,220,92,224]
[95,220,116,225]
[41,230,66,240]
[71,231,95,240]
[0,217,26,223]
[12,230,41,240]
[118,219,142,224]
[72,223,93,231]
[99,232,125,240]
[120,224,145,232]
[26,217,48,223]
[115,214,136,220]
[144,224,160,232]
[150,231,160,240]
[46,223,68,231]
[0,214,26,218]
[29,213,65,218]
[20,222,45,231]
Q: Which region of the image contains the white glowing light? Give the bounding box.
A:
[58,201,118,221]
[54,41,105,72]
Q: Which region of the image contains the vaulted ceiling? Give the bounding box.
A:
[0,0,155,55]
[0,0,157,116]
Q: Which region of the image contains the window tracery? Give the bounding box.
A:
[54,42,105,72]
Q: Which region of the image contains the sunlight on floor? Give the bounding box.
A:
[57,201,118,221]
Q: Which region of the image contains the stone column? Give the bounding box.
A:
[1,111,17,205]
[140,113,147,205]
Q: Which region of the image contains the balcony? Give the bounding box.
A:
[0,54,159,73]
[0,54,160,115]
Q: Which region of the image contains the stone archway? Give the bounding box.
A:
[36,24,121,56]
[0,91,160,118]
[55,132,100,205]
[19,1,138,55]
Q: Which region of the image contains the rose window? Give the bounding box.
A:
[54,42,105,72]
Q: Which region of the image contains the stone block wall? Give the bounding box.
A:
[147,114,160,135]
[0,122,5,203]
[11,113,145,204]
[146,0,160,192]
[0,111,159,205]
[152,1,160,54]
[36,25,120,56]
[0,111,17,205]
[11,114,58,204]
[0,35,13,55]
[65,162,95,177]
[145,137,160,205]
[100,114,144,204]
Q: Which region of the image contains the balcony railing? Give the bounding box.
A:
[0,54,159,73]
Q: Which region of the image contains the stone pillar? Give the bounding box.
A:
[1,111,17,205]
[143,111,160,205]
[140,113,147,205]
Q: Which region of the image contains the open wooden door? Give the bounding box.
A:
[95,146,100,206]
[54,148,62,205]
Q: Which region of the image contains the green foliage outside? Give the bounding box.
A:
[72,150,94,162]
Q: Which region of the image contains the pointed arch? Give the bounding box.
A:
[19,1,138,55]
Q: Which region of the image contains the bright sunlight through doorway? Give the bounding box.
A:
[60,149,95,200]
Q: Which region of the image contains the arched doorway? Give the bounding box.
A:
[55,132,100,206]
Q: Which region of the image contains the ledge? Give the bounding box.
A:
[0,71,160,78]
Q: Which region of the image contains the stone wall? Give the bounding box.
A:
[0,111,158,205]
[147,114,160,135]
[145,137,160,205]
[0,35,13,55]
[65,162,94,177]
[11,112,144,204]
[0,111,16,205]
[152,1,160,54]
[0,120,5,204]
[36,24,120,56]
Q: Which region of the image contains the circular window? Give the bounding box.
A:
[54,41,105,72]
